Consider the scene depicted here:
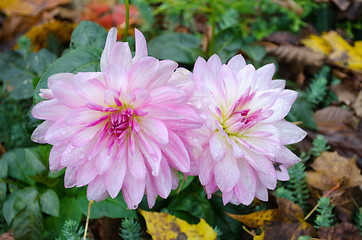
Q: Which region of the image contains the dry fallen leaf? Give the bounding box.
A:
[228,198,316,240]
[302,31,362,71]
[330,84,357,106]
[0,0,70,16]
[139,210,217,240]
[318,223,361,240]
[270,0,304,16]
[354,90,362,118]
[306,151,362,191]
[227,209,278,228]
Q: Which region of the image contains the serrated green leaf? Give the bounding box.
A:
[3,191,20,225]
[78,194,137,219]
[33,46,102,103]
[70,21,108,49]
[13,201,43,240]
[40,189,59,217]
[148,32,203,64]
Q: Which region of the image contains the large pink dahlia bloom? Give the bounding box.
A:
[190,54,307,205]
[31,28,202,209]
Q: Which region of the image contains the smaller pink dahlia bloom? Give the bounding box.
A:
[31,28,201,209]
[190,54,307,205]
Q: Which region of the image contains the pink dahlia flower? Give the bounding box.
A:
[190,54,307,205]
[31,28,202,209]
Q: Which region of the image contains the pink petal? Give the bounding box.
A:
[193,57,219,95]
[255,63,275,90]
[275,120,307,145]
[145,172,158,208]
[64,167,77,188]
[48,73,74,89]
[71,125,101,147]
[66,107,107,126]
[147,60,178,90]
[149,86,186,105]
[154,158,172,198]
[209,132,227,162]
[234,159,256,205]
[31,121,53,144]
[76,160,98,187]
[222,189,234,205]
[94,148,114,175]
[265,89,298,122]
[162,131,190,173]
[100,27,117,71]
[133,28,148,63]
[108,42,133,70]
[104,63,128,93]
[236,64,256,97]
[32,99,70,121]
[139,117,169,145]
[73,76,106,104]
[49,144,66,172]
[214,149,240,192]
[219,64,239,103]
[207,54,222,77]
[227,54,246,75]
[144,105,182,120]
[271,79,285,89]
[122,172,146,209]
[255,178,269,201]
[128,57,159,90]
[104,151,127,198]
[128,146,146,180]
[60,143,89,167]
[137,131,161,176]
[87,176,108,201]
[51,77,84,108]
[199,149,215,185]
[44,118,78,145]
[276,165,289,181]
[274,146,301,166]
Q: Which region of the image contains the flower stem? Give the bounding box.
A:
[123,0,130,42]
[83,200,94,240]
[208,0,216,57]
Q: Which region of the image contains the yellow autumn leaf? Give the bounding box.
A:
[302,31,362,71]
[226,209,279,228]
[139,210,217,240]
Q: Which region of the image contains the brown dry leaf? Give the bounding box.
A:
[306,151,362,191]
[139,210,217,240]
[263,31,301,46]
[330,84,357,106]
[228,198,315,240]
[332,0,351,11]
[354,90,362,118]
[318,223,361,240]
[0,0,70,17]
[313,106,358,133]
[0,230,14,240]
[226,209,279,228]
[266,45,325,68]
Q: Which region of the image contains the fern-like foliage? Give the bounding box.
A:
[353,207,362,235]
[310,135,330,157]
[286,162,310,211]
[315,197,335,229]
[213,226,223,240]
[56,219,85,240]
[274,187,294,202]
[119,218,142,240]
[306,66,330,107]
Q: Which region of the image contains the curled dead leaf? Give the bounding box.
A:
[330,84,357,106]
[318,223,361,240]
[266,45,325,68]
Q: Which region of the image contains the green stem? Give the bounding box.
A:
[123,0,130,42]
[208,0,216,57]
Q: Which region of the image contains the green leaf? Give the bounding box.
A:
[40,189,59,217]
[14,187,39,211]
[242,45,266,63]
[53,196,83,232]
[78,194,137,219]
[30,175,59,187]
[0,156,8,178]
[33,46,102,104]
[3,191,20,225]
[29,49,57,76]
[286,93,317,130]
[13,201,43,240]
[0,182,7,203]
[148,32,203,64]
[70,21,108,49]
[214,28,242,62]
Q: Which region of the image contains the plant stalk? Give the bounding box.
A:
[123,0,130,42]
[83,200,94,240]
